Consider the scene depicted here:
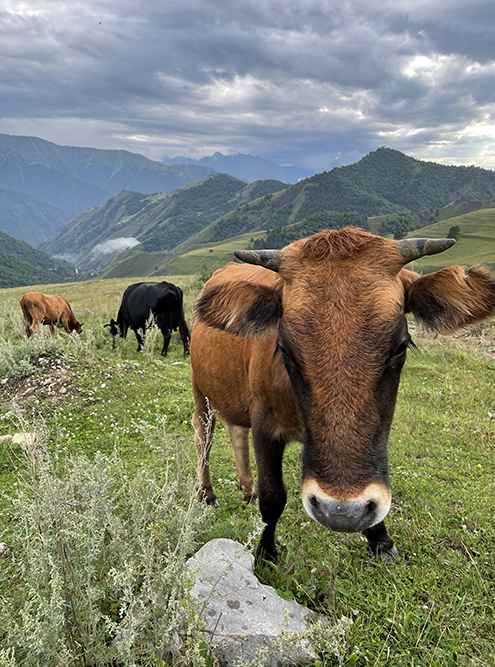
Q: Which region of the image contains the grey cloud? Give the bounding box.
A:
[1,0,495,171]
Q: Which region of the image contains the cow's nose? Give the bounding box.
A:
[301,480,391,533]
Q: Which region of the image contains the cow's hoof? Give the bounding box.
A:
[369,544,400,562]
[255,545,277,565]
[205,495,219,507]
[380,545,400,562]
[244,491,258,504]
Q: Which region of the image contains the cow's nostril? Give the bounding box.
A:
[367,500,377,515]
[310,495,319,509]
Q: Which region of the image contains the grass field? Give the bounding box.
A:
[404,208,495,274]
[1,275,495,665]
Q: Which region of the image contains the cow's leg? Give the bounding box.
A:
[226,424,257,503]
[160,328,172,356]
[178,317,190,355]
[251,419,287,563]
[134,328,144,352]
[191,375,217,505]
[49,323,55,336]
[23,315,33,337]
[362,521,399,562]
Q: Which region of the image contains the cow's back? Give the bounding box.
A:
[21,292,68,320]
[191,263,299,437]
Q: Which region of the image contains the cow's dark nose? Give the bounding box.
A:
[302,480,391,533]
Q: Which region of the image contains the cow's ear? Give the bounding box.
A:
[195,280,282,338]
[405,265,495,333]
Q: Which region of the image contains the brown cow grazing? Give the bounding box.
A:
[20,292,82,337]
[191,228,495,563]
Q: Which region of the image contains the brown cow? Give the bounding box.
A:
[191,228,495,563]
[20,292,82,337]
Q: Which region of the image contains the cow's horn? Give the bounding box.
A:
[234,249,283,272]
[395,237,456,264]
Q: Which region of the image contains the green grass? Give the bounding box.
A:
[1,278,495,664]
[102,229,269,278]
[404,208,495,273]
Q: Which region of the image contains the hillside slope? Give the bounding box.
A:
[0,134,218,214]
[403,208,495,273]
[195,148,495,244]
[41,175,288,270]
[0,186,72,246]
[0,231,77,288]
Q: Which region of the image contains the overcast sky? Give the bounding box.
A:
[2,0,495,172]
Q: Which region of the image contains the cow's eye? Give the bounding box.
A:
[389,337,416,364]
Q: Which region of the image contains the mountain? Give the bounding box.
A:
[41,174,289,270]
[184,147,495,246]
[161,151,312,184]
[0,134,218,214]
[41,147,495,277]
[0,185,72,246]
[0,231,78,289]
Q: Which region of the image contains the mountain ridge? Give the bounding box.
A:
[161,151,312,183]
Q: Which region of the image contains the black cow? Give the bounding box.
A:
[105,281,190,356]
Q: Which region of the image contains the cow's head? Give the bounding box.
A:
[104,319,120,338]
[72,321,83,334]
[195,228,495,534]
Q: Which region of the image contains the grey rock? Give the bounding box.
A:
[187,538,318,667]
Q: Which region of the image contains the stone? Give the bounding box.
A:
[187,538,319,667]
[11,432,36,446]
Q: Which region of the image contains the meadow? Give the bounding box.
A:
[0,275,494,666]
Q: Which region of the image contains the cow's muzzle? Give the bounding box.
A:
[301,479,391,533]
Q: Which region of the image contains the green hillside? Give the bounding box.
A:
[42,175,288,271]
[0,231,77,288]
[104,204,495,278]
[403,208,495,273]
[40,147,495,278]
[102,229,270,278]
[167,148,495,249]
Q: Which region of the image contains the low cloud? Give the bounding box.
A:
[81,237,140,270]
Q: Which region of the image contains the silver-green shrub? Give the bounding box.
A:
[0,417,207,666]
[0,329,65,380]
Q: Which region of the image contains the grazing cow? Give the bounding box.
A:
[20,292,82,337]
[105,281,190,356]
[191,228,495,562]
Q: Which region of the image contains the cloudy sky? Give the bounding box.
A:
[2,0,495,172]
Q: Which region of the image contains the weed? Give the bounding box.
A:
[0,411,207,666]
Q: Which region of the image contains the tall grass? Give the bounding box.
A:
[0,412,207,666]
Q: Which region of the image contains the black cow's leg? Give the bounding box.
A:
[179,317,190,355]
[161,329,172,356]
[251,420,287,563]
[135,328,144,352]
[362,521,399,561]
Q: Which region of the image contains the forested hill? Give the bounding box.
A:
[0,231,77,289]
[340,148,495,210]
[41,174,288,270]
[196,148,495,245]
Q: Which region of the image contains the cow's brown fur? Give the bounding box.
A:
[191,228,495,562]
[20,292,82,337]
